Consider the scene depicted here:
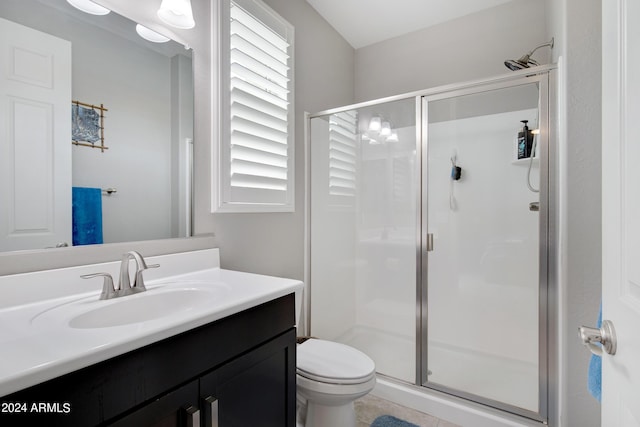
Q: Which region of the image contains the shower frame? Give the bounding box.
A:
[305,64,557,424]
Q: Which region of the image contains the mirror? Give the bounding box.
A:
[0,0,193,252]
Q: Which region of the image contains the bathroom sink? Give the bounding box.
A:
[70,288,217,329]
[31,281,230,329]
[0,248,305,398]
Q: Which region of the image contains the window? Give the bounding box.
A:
[214,0,295,212]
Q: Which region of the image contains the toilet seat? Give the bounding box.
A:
[297,339,375,385]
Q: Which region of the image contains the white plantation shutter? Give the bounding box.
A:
[329,111,357,198]
[217,0,294,212]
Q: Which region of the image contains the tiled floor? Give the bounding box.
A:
[354,394,461,427]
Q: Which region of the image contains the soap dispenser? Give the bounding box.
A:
[517,120,533,159]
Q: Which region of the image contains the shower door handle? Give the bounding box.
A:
[578,320,617,356]
[426,234,434,252]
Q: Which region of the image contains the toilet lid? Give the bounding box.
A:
[297,339,375,384]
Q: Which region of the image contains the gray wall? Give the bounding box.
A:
[69,24,175,245]
[204,0,355,280]
[552,0,603,425]
[354,0,548,102]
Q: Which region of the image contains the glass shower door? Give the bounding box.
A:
[423,81,547,418]
[310,97,419,383]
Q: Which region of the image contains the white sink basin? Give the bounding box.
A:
[31,281,230,329]
[70,288,217,329]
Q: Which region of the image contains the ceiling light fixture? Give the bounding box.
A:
[380,121,391,137]
[365,116,399,144]
[136,24,170,43]
[368,116,381,133]
[157,0,195,29]
[66,0,110,15]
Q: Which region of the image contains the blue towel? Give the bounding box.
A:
[371,415,420,427]
[587,304,602,402]
[72,187,103,246]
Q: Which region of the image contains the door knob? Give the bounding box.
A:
[578,319,617,356]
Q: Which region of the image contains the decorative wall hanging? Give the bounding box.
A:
[72,100,108,152]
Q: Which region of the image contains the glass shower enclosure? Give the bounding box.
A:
[308,69,551,421]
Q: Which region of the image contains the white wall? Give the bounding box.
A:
[354,0,548,102]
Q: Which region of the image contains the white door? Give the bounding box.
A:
[0,17,72,250]
[601,0,640,425]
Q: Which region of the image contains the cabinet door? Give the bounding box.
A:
[109,381,200,427]
[200,329,296,427]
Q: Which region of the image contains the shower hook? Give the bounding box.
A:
[450,156,462,181]
[449,152,461,211]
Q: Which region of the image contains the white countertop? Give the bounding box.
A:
[0,249,303,397]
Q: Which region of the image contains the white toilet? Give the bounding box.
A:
[296,338,376,427]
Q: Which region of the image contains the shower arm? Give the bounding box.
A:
[519,38,555,64]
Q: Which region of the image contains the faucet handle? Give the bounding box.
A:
[133,262,159,292]
[81,272,116,300]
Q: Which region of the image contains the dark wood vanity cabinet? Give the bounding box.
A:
[0,294,297,427]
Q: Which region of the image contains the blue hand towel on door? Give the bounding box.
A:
[72,187,103,246]
[587,303,602,402]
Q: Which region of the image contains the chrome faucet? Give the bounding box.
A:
[81,251,160,300]
[118,251,159,296]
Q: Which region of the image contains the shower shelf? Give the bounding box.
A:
[512,156,539,165]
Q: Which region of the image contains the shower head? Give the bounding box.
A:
[504,37,554,71]
[504,56,538,71]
